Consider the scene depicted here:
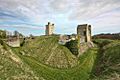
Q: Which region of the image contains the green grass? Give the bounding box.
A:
[2,35,119,80]
[15,47,97,80]
[0,40,39,80]
[19,36,78,68]
[11,36,98,80]
[91,39,120,79]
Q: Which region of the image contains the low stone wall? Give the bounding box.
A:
[6,40,20,47]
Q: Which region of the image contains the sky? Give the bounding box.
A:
[0,0,120,36]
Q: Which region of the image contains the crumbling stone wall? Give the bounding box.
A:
[77,24,94,56]
[7,38,20,47]
[77,24,92,43]
[45,22,54,35]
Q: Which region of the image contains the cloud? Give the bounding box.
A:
[0,24,44,36]
[1,0,120,21]
[48,0,120,20]
[0,0,120,35]
[0,24,42,29]
[49,0,73,13]
[68,0,120,20]
[93,11,120,26]
[86,9,120,34]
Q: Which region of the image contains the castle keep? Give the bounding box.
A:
[45,22,54,35]
[77,24,91,43]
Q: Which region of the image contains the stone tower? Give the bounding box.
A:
[77,24,91,43]
[45,22,54,35]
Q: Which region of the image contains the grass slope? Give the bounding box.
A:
[91,39,120,80]
[0,40,42,80]
[0,35,98,80]
[19,36,78,68]
[12,36,97,80]
[14,47,97,80]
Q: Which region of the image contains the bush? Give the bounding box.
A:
[0,30,6,39]
[0,39,3,45]
[65,40,79,56]
[20,39,25,47]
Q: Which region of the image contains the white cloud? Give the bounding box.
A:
[0,0,120,35]
[0,24,43,30]
[1,0,120,21]
[93,11,120,25]
[69,0,120,20]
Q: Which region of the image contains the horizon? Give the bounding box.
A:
[0,0,120,36]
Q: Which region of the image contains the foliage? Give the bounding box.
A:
[65,40,79,56]
[20,38,25,47]
[0,30,6,39]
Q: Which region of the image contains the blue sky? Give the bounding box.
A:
[0,0,120,36]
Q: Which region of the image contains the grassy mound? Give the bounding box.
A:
[0,40,43,80]
[11,36,97,80]
[0,35,99,80]
[14,46,97,80]
[19,36,78,68]
[91,39,120,80]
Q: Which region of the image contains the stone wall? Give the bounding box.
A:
[6,39,20,47]
[77,24,92,43]
[45,22,54,35]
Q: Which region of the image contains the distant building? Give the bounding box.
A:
[45,22,54,35]
[77,24,92,43]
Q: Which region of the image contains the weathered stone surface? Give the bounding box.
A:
[6,39,20,47]
[45,22,54,35]
[77,24,92,43]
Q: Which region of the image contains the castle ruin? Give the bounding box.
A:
[45,22,54,35]
[77,24,91,43]
[6,31,20,47]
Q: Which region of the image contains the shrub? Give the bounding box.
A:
[65,40,79,56]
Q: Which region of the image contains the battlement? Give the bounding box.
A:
[45,22,54,35]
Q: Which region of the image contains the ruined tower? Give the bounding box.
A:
[77,24,91,43]
[45,22,54,35]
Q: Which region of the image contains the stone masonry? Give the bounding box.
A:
[45,22,54,35]
[6,31,20,47]
[77,24,92,43]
